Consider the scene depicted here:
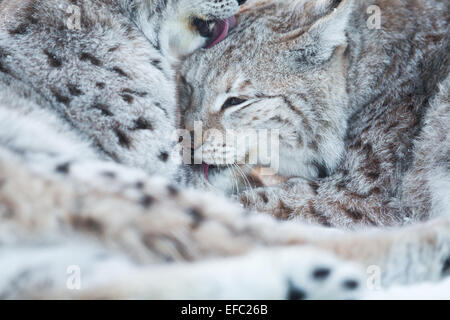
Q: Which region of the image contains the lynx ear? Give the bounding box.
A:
[284,0,354,65]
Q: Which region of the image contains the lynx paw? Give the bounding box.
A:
[262,247,365,300]
[88,247,366,299]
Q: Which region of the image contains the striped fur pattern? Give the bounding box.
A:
[180,0,450,229]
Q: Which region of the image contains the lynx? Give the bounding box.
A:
[180,0,450,229]
[0,0,449,299]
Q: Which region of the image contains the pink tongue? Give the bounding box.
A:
[206,16,236,48]
[227,16,237,29]
[203,163,210,181]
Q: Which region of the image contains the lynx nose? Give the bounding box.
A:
[192,18,214,38]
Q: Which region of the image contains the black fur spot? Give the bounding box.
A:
[366,171,380,180]
[0,62,9,75]
[67,83,83,96]
[9,23,29,35]
[259,192,269,203]
[312,267,331,280]
[101,171,116,179]
[3,205,15,218]
[336,181,347,191]
[124,24,135,36]
[55,162,70,174]
[442,257,450,275]
[309,203,332,227]
[345,208,363,220]
[121,94,134,104]
[0,49,10,74]
[115,128,132,148]
[108,45,120,52]
[96,82,105,89]
[111,67,129,78]
[362,142,374,155]
[151,41,161,51]
[132,117,153,131]
[0,48,10,59]
[287,281,307,300]
[80,52,103,66]
[43,50,62,68]
[151,59,163,72]
[342,279,359,290]
[122,89,148,97]
[308,181,320,195]
[142,233,191,261]
[51,89,71,105]
[187,208,204,228]
[54,93,70,105]
[308,141,319,152]
[135,181,144,189]
[312,160,329,179]
[25,12,39,25]
[140,195,155,208]
[167,185,179,196]
[72,216,103,233]
[158,152,169,162]
[92,103,113,116]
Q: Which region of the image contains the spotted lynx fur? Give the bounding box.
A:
[181,0,449,228]
[0,0,449,299]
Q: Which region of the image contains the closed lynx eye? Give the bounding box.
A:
[221,97,247,110]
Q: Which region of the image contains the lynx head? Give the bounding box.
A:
[129,0,247,60]
[180,0,355,192]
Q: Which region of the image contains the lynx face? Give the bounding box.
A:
[180,0,354,192]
